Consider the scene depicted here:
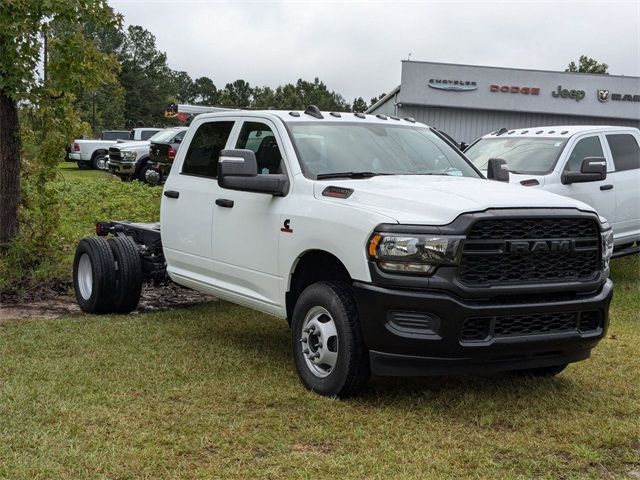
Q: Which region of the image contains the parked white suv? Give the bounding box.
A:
[465,126,640,256]
[73,108,614,398]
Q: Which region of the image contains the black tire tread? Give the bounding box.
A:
[73,236,117,314]
[293,281,370,398]
[107,236,143,314]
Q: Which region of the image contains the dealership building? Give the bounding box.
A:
[368,60,640,144]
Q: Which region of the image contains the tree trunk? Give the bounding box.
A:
[0,89,21,246]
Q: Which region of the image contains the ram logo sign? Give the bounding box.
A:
[507,240,575,254]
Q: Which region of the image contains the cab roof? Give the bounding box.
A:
[192,105,425,126]
[482,125,638,139]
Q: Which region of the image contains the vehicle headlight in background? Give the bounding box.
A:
[601,229,614,277]
[121,151,137,161]
[368,233,464,275]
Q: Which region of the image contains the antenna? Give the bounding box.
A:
[304,105,324,119]
[407,53,412,61]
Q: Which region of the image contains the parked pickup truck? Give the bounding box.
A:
[107,127,188,182]
[73,107,614,398]
[70,128,162,170]
[145,127,189,185]
[465,126,640,257]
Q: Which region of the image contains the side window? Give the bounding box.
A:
[564,136,604,172]
[182,121,234,178]
[141,130,159,141]
[235,121,283,174]
[606,134,640,171]
[174,130,186,143]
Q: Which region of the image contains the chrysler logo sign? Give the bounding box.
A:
[428,78,477,92]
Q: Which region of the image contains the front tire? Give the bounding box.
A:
[73,237,117,314]
[291,281,370,398]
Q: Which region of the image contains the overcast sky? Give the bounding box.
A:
[109,0,640,103]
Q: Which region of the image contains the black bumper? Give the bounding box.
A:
[353,279,613,376]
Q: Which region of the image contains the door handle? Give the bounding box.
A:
[600,184,614,191]
[163,190,180,198]
[215,198,234,208]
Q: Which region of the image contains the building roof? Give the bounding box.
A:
[366,85,401,113]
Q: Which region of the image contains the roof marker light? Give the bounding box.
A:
[548,130,555,134]
[561,130,569,134]
[403,117,416,123]
[521,130,529,134]
[354,112,366,119]
[390,116,400,121]
[289,111,300,117]
[376,114,388,120]
[304,105,324,119]
[330,112,341,118]
[536,130,544,134]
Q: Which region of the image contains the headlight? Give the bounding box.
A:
[121,151,137,161]
[601,229,614,277]
[368,232,464,275]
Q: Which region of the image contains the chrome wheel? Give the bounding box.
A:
[77,253,93,300]
[300,306,338,378]
[96,155,108,170]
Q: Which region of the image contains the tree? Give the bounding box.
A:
[191,76,218,105]
[369,92,386,107]
[219,79,253,108]
[118,25,173,126]
[170,70,195,104]
[566,55,609,74]
[352,97,368,113]
[0,0,120,246]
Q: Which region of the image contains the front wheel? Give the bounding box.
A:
[291,281,370,398]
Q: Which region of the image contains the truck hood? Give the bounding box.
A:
[313,175,595,225]
[112,140,150,151]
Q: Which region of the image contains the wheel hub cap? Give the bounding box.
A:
[77,253,93,300]
[300,306,338,378]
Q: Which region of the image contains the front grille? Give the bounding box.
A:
[108,147,122,162]
[460,311,602,342]
[459,218,600,286]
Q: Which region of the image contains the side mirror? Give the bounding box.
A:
[486,158,510,182]
[561,157,607,184]
[218,149,288,196]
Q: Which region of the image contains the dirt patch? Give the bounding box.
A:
[291,443,333,456]
[0,282,216,321]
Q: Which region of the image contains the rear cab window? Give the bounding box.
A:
[606,134,640,171]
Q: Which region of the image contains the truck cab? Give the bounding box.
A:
[464,126,640,256]
[74,108,614,398]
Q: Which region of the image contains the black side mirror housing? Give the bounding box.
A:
[486,158,510,182]
[561,157,607,184]
[218,149,288,196]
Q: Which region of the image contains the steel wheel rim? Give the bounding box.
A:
[77,253,93,300]
[300,306,339,378]
[97,156,107,170]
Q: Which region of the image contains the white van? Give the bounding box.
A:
[465,126,640,256]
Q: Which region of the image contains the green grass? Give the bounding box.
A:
[1,161,638,478]
[1,256,639,479]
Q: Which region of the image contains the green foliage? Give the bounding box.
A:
[0,163,161,291]
[351,96,368,113]
[565,55,609,74]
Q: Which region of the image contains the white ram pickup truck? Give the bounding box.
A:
[73,107,614,398]
[70,128,162,170]
[465,126,640,256]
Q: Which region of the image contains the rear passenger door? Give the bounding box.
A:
[603,132,640,242]
[161,118,236,284]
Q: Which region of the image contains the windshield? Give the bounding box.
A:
[289,122,480,178]
[465,137,568,174]
[149,128,182,143]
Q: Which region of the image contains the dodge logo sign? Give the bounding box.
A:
[507,240,574,254]
[597,89,610,102]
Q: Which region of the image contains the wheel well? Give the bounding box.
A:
[91,149,107,160]
[286,250,351,323]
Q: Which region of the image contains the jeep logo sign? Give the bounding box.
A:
[507,240,574,254]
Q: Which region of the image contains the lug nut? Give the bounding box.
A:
[300,338,307,343]
[302,349,309,354]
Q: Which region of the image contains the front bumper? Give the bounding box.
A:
[107,160,136,175]
[353,279,613,376]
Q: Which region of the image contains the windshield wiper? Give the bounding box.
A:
[316,171,385,180]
